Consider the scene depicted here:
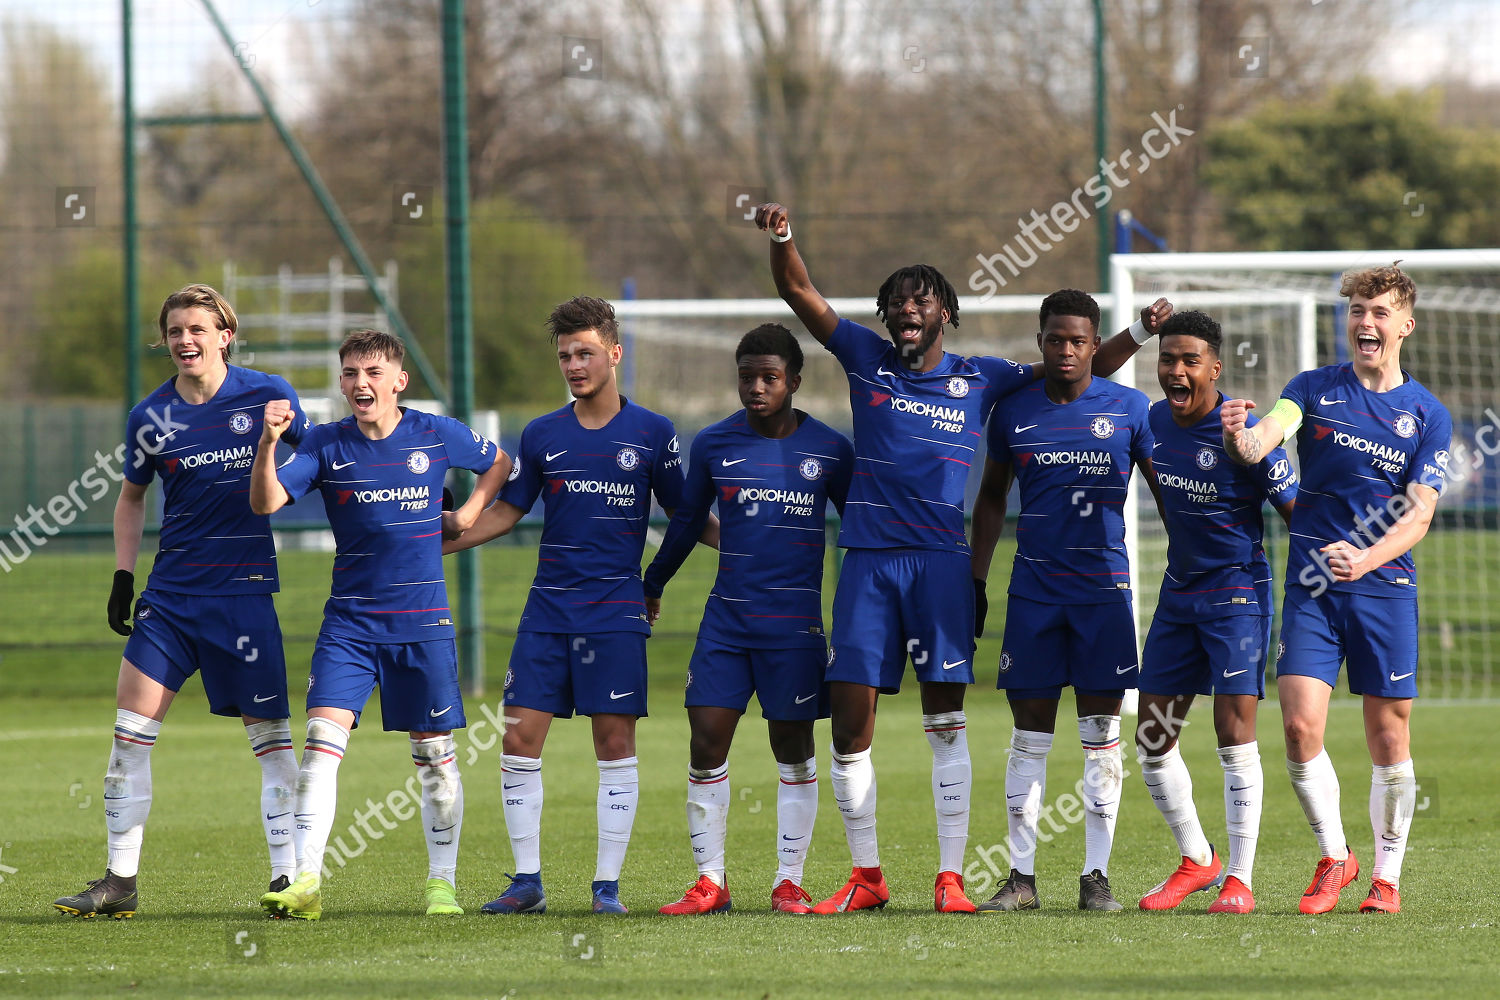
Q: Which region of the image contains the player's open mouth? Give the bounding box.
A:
[178,349,201,363]
[353,393,375,408]
[898,321,923,340]
[1167,383,1191,405]
[1356,333,1381,357]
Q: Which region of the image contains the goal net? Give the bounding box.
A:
[1114,250,1500,702]
[623,247,1500,702]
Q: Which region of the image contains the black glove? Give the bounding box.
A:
[442,487,455,511]
[108,569,135,636]
[973,578,988,638]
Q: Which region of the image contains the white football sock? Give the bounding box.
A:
[924,711,970,875]
[595,756,638,881]
[830,746,879,868]
[1138,743,1211,865]
[686,763,729,885]
[1286,748,1346,859]
[104,709,160,878]
[500,754,543,875]
[296,717,349,879]
[1218,741,1263,887]
[775,758,817,886]
[411,735,463,883]
[245,719,298,881]
[1006,729,1052,876]
[1080,715,1123,875]
[1370,759,1416,887]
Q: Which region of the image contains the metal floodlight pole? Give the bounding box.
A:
[123,0,140,421]
[196,0,449,407]
[1093,0,1109,295]
[441,0,483,694]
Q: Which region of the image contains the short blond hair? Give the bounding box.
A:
[157,283,237,362]
[1340,262,1417,313]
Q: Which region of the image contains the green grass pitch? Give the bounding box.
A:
[1,549,1497,997]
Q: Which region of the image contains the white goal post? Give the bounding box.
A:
[618,247,1500,702]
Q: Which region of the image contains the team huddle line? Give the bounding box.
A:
[52,204,1447,922]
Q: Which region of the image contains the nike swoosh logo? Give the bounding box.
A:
[430,705,452,717]
[1006,792,1026,799]
[545,450,567,462]
[266,812,290,820]
[1382,834,1401,842]
[608,789,630,796]
[942,659,967,670]
[721,458,747,466]
[690,832,707,839]
[938,781,963,788]
[877,367,897,378]
[793,693,816,704]
[1229,785,1252,792]
[502,783,524,790]
[609,690,634,700]
[1093,801,1108,808]
[430,824,455,833]
[1143,781,1163,788]
[1013,423,1038,434]
[1319,395,1346,406]
[1389,671,1414,682]
[1222,669,1248,679]
[782,834,805,841]
[252,693,277,704]
[331,460,355,470]
[1116,664,1138,674]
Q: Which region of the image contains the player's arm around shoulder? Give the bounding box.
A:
[438,414,513,536]
[1091,296,1173,377]
[754,202,839,344]
[445,448,512,537]
[249,399,298,514]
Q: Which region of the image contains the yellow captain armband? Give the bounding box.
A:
[1264,398,1303,440]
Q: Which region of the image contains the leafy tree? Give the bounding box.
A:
[1203,84,1500,250]
[390,195,598,407]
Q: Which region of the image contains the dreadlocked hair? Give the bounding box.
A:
[875,265,960,328]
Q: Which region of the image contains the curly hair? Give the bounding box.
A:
[1340,263,1417,313]
[736,323,804,376]
[1038,288,1100,333]
[875,265,960,328]
[1158,310,1222,356]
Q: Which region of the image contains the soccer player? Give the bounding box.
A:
[753,202,1169,913]
[644,323,853,915]
[53,284,308,919]
[969,289,1159,912]
[444,296,687,916]
[1222,264,1450,914]
[1134,311,1297,914]
[252,329,508,920]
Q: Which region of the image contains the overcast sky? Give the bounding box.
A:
[2,0,1497,113]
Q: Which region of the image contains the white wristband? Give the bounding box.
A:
[770,224,792,244]
[1128,319,1151,345]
